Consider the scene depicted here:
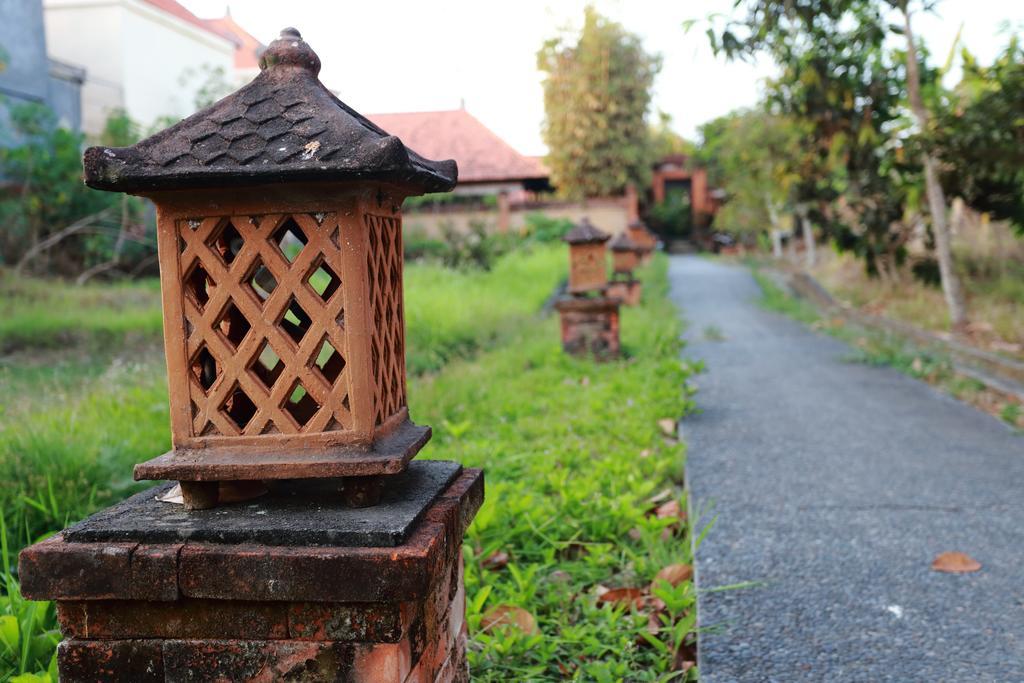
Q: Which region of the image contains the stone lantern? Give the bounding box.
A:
[564,217,610,294]
[627,218,658,264]
[607,231,643,306]
[82,28,455,509]
[554,218,621,359]
[21,29,483,683]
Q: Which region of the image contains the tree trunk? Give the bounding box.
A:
[902,4,968,331]
[798,205,815,268]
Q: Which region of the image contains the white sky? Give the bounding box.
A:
[181,0,1022,156]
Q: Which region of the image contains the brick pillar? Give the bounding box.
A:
[497,191,511,234]
[19,465,483,683]
[553,296,621,360]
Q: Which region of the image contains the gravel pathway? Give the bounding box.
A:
[669,255,1024,682]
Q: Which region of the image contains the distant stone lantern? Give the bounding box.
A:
[82,28,457,508]
[607,231,643,306]
[554,218,621,359]
[627,218,658,263]
[565,217,611,294]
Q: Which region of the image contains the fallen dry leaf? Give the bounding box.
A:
[482,550,509,571]
[638,449,652,458]
[655,499,685,521]
[652,563,693,589]
[931,551,981,574]
[658,418,677,437]
[480,605,539,635]
[580,376,591,387]
[596,586,646,608]
[627,527,643,541]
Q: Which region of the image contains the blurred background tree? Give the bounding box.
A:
[538,6,661,198]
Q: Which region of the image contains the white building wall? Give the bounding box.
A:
[43,0,234,137]
[119,1,233,129]
[43,1,125,135]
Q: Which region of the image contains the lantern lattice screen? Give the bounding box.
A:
[365,214,407,426]
[178,213,351,437]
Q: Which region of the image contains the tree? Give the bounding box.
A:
[933,37,1024,234]
[890,0,967,328]
[709,0,912,274]
[695,109,803,247]
[538,7,661,198]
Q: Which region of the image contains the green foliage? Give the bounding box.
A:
[707,1,918,276]
[538,7,661,198]
[0,103,116,270]
[414,256,700,678]
[0,247,698,677]
[521,212,574,242]
[1,516,59,682]
[933,37,1024,233]
[404,245,564,373]
[696,109,804,236]
[648,193,692,238]
[436,220,515,271]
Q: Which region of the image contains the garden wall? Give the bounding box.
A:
[403,196,631,237]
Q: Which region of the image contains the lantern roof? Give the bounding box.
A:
[628,218,653,232]
[563,217,610,245]
[82,28,457,195]
[609,231,640,252]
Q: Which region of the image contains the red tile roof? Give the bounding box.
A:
[205,13,265,70]
[367,109,547,185]
[140,0,235,43]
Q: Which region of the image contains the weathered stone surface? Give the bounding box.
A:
[58,600,288,640]
[58,639,163,682]
[64,460,462,547]
[161,639,357,682]
[19,537,136,601]
[130,544,182,601]
[288,602,404,642]
[24,467,482,682]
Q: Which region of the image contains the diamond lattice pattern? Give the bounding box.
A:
[179,214,351,437]
[365,214,407,426]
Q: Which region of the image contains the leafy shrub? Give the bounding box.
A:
[647,194,691,238]
[521,213,574,242]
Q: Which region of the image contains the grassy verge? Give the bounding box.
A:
[751,266,1023,430]
[1,246,698,679]
[415,256,699,679]
[0,275,164,355]
[809,250,1024,360]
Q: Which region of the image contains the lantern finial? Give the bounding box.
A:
[259,26,321,75]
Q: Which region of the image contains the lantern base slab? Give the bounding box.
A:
[62,460,462,548]
[134,420,431,482]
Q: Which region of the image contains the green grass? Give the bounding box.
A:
[0,275,164,354]
[415,256,699,679]
[0,248,697,679]
[404,246,565,373]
